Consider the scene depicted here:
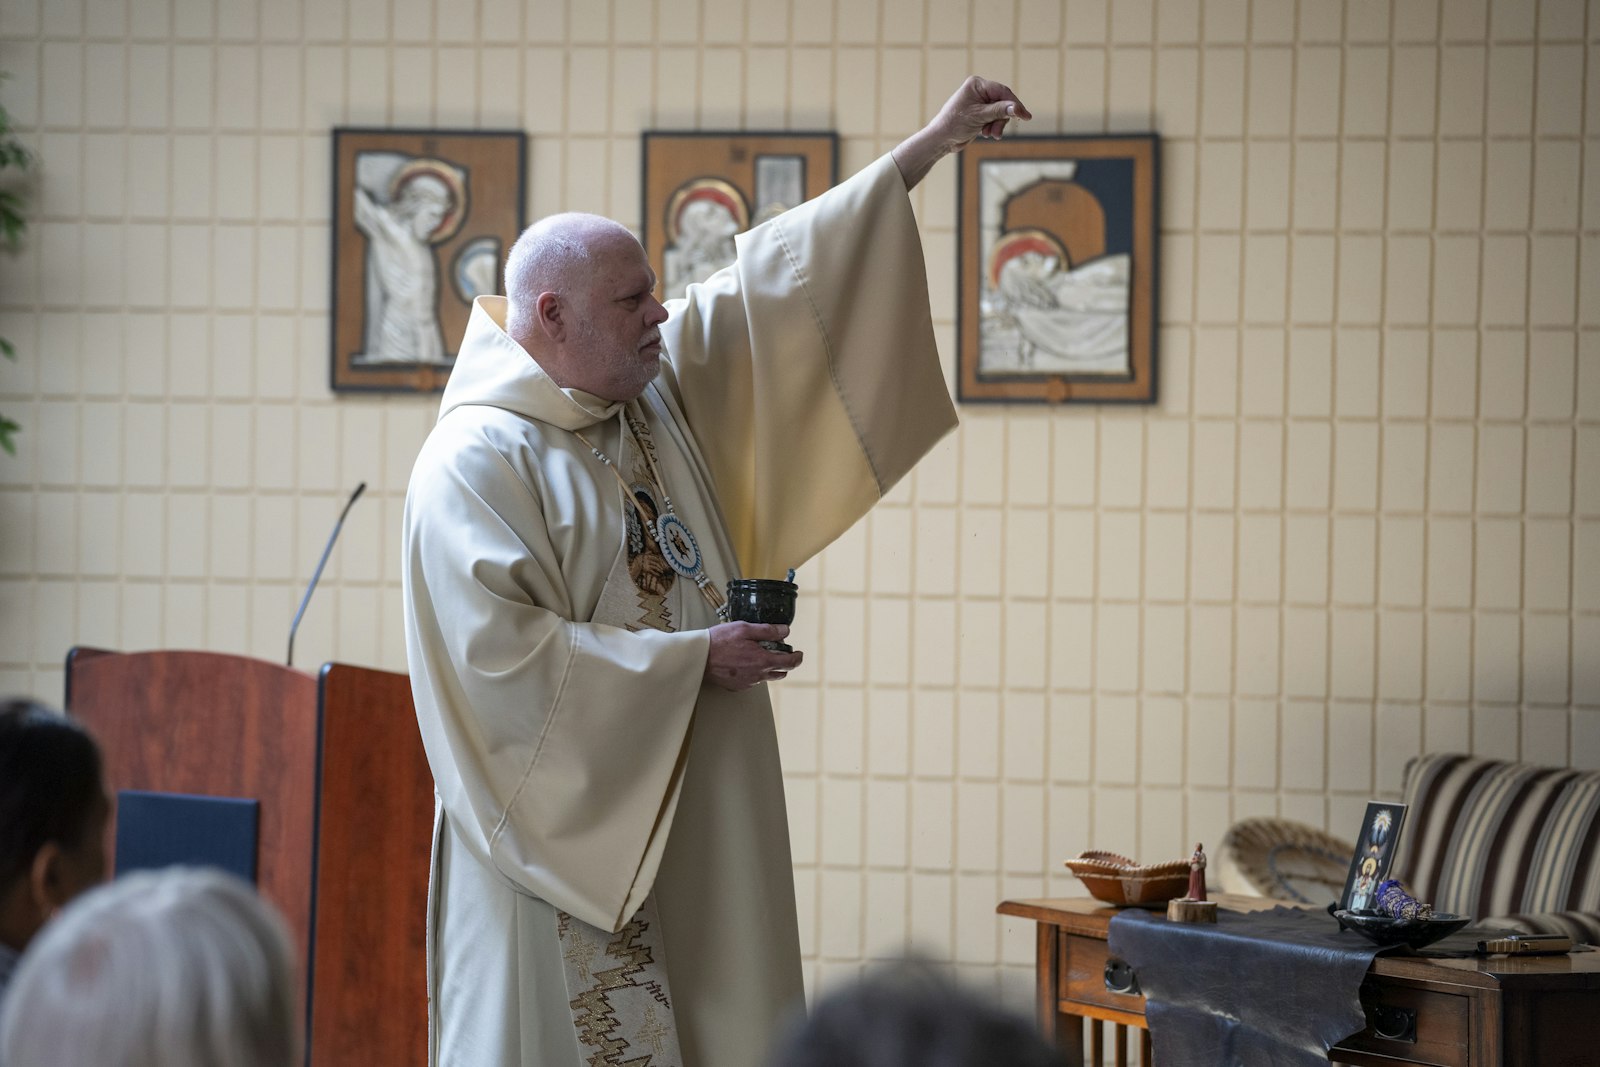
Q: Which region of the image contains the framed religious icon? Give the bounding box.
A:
[330,128,525,393]
[1339,801,1408,911]
[641,131,836,302]
[957,134,1159,403]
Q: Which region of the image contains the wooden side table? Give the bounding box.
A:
[998,896,1600,1067]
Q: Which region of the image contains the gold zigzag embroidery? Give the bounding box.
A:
[569,921,660,1067]
[636,587,673,632]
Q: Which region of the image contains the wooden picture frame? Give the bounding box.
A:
[1339,801,1408,912]
[330,128,525,393]
[957,134,1159,404]
[641,131,836,302]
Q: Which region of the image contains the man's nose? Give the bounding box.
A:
[645,294,669,326]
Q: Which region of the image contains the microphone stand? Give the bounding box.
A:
[287,482,366,667]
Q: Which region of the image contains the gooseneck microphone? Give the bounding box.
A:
[287,482,367,667]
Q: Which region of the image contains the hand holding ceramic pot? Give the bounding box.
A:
[725,579,798,652]
[703,579,802,691]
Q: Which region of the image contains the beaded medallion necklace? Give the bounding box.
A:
[573,401,730,621]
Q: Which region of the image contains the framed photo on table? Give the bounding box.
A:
[957,134,1159,404]
[330,128,525,393]
[641,131,836,303]
[1339,801,1408,912]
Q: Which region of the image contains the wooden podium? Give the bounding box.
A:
[66,648,434,1066]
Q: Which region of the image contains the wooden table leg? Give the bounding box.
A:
[1037,923,1085,1066]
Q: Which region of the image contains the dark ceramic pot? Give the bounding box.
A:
[726,578,797,652]
[1331,908,1470,950]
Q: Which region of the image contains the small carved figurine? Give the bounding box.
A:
[1168,843,1219,923]
[1187,843,1208,902]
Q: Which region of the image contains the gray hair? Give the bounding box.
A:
[503,212,635,343]
[0,867,299,1067]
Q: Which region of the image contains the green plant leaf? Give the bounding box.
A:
[0,336,12,359]
[0,415,18,456]
[0,189,22,249]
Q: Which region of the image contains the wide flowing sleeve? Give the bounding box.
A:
[403,419,708,933]
[660,153,958,579]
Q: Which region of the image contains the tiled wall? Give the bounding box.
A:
[0,0,1594,1007]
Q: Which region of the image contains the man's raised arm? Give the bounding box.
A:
[891,75,1032,190]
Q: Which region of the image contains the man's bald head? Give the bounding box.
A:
[504,213,640,348]
[501,212,670,401]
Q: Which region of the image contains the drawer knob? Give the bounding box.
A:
[1368,1003,1416,1043]
[1103,957,1141,995]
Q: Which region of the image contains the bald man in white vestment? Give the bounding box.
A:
[402,77,1031,1067]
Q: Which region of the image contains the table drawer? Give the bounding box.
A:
[1334,976,1469,1067]
[1059,934,1469,1067]
[1058,933,1147,1017]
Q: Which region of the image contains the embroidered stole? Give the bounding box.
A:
[556,410,688,1067]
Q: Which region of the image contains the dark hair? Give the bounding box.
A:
[769,961,1067,1067]
[0,699,105,888]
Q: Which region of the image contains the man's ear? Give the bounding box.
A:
[27,843,68,917]
[536,291,566,342]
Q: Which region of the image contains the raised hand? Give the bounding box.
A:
[892,75,1032,189]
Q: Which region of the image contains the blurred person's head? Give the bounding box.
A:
[0,867,300,1067]
[769,959,1066,1067]
[0,699,108,955]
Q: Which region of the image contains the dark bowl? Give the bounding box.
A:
[726,579,797,626]
[726,579,798,652]
[1333,909,1471,950]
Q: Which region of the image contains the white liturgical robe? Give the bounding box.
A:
[402,153,957,1067]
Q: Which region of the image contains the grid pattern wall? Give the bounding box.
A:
[0,0,1595,1007]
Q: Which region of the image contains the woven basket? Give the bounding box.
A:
[1216,818,1353,906]
[1064,850,1192,907]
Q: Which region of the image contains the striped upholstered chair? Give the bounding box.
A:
[1387,752,1600,943]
